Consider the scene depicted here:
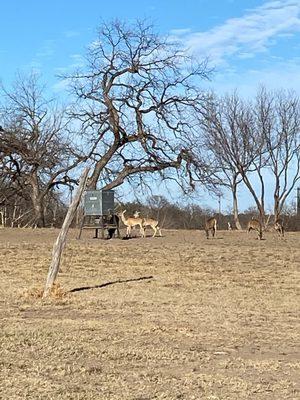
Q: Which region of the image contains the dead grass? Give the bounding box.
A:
[0,228,299,399]
[22,283,67,300]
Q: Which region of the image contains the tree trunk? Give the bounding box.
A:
[273,188,280,221]
[240,170,265,224]
[87,140,120,189]
[0,211,4,228]
[32,198,45,227]
[43,167,90,298]
[30,172,45,227]
[232,183,242,230]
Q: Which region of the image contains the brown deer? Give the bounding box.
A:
[118,210,145,238]
[142,217,162,237]
[134,211,162,237]
[204,217,217,239]
[247,218,263,240]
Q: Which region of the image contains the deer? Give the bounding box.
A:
[142,217,162,238]
[133,211,162,237]
[204,217,217,239]
[118,210,145,238]
[247,218,263,240]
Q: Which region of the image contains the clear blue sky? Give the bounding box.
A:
[1,0,300,211]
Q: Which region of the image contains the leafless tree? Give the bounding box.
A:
[198,89,300,226]
[255,88,300,221]
[198,92,268,225]
[190,104,243,229]
[0,74,85,227]
[65,20,210,192]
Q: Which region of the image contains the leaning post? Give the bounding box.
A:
[43,167,90,298]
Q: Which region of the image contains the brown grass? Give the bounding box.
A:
[0,227,299,399]
[22,283,67,300]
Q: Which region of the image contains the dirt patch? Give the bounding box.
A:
[0,228,299,399]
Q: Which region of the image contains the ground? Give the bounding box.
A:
[0,227,299,400]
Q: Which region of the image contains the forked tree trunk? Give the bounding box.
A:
[43,168,89,298]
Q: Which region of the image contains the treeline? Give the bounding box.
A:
[1,193,299,231]
[119,197,300,231]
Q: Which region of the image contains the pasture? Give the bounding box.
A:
[0,228,299,399]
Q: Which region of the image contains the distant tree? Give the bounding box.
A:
[255,88,300,221]
[0,74,85,227]
[197,92,268,225]
[66,19,210,192]
[191,100,242,229]
[198,89,300,226]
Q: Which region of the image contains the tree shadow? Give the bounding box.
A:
[69,275,154,293]
[121,235,164,240]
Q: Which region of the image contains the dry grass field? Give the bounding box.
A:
[0,227,299,400]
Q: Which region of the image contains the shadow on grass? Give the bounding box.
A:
[69,275,154,293]
[121,235,164,240]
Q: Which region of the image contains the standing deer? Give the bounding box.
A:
[133,211,162,237]
[204,217,217,239]
[142,217,162,237]
[118,210,145,238]
[247,218,263,240]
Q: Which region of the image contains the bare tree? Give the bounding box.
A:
[43,167,89,297]
[256,88,300,221]
[198,89,300,226]
[191,111,243,229]
[198,92,268,225]
[65,20,210,192]
[0,74,85,227]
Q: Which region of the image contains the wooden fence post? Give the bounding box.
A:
[43,167,90,298]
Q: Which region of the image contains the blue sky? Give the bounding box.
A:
[1,0,300,211]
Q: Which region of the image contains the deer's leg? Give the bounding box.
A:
[152,226,157,237]
[140,224,145,238]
